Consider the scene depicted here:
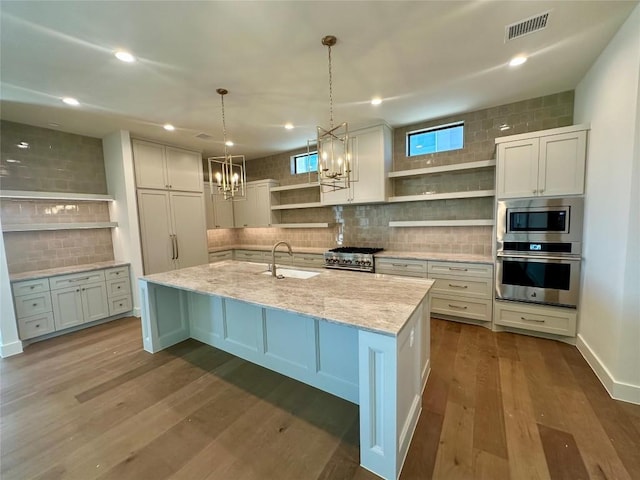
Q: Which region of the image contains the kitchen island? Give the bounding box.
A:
[139,260,433,480]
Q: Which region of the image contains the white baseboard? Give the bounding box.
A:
[576,334,640,405]
[133,306,141,317]
[0,340,23,358]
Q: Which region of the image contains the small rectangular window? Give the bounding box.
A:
[291,151,318,175]
[407,122,464,157]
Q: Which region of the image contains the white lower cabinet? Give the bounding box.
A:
[292,253,325,268]
[234,249,268,263]
[494,300,577,337]
[12,265,132,341]
[51,275,109,330]
[377,257,493,324]
[208,250,233,263]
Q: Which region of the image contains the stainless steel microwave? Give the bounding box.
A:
[497,197,584,255]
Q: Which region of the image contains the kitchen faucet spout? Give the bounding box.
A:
[271,241,293,278]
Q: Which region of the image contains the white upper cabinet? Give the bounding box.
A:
[320,124,392,206]
[496,125,587,199]
[132,139,203,192]
[204,183,235,229]
[234,180,279,228]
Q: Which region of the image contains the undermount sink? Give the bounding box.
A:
[261,268,320,279]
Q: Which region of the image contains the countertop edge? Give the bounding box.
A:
[10,260,131,282]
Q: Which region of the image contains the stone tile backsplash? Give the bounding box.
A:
[1,199,111,224]
[0,120,107,193]
[3,229,114,274]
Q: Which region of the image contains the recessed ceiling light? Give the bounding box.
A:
[499,124,511,131]
[371,97,382,106]
[225,140,234,147]
[163,124,175,131]
[284,123,294,130]
[48,122,60,127]
[6,158,21,163]
[62,97,80,106]
[114,50,136,63]
[509,55,528,67]
[17,141,30,149]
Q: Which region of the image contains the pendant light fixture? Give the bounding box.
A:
[208,88,246,200]
[317,35,351,192]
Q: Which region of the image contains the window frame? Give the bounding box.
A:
[290,151,318,175]
[406,121,464,157]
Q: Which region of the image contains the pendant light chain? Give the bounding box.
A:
[220,93,228,157]
[327,43,334,130]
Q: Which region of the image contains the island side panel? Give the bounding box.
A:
[358,296,428,480]
[139,279,190,353]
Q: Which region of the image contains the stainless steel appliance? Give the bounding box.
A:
[324,247,383,272]
[496,197,583,308]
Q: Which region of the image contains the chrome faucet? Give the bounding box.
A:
[271,241,293,278]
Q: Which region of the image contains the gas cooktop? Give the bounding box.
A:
[324,247,384,272]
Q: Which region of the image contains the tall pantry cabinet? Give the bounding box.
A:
[132,139,208,275]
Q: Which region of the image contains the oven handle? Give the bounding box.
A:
[497,253,582,262]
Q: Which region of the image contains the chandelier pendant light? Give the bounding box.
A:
[208,88,246,200]
[317,35,351,192]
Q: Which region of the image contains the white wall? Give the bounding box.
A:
[0,217,23,357]
[574,4,640,404]
[102,130,144,316]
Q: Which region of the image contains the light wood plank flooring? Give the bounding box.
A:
[1,317,638,479]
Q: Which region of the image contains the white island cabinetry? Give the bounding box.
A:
[139,261,432,480]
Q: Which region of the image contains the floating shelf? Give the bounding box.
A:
[388,189,496,203]
[270,183,320,192]
[271,223,333,229]
[271,202,323,210]
[0,190,114,202]
[388,219,495,227]
[388,159,496,179]
[2,222,119,232]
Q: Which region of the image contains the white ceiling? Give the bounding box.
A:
[0,1,637,160]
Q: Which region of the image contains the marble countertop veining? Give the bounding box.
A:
[141,260,434,337]
[10,260,130,282]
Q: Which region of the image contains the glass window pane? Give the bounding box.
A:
[407,123,464,157]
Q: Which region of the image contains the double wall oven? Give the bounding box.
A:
[496,197,584,308]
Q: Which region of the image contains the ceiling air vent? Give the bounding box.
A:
[505,11,549,42]
[195,132,213,140]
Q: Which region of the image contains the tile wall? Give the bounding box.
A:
[236,90,574,254]
[1,122,114,273]
[2,199,114,274]
[1,120,108,193]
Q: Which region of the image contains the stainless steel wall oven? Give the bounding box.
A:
[496,197,584,308]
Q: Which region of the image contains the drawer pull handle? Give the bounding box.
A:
[448,267,468,272]
[448,304,468,310]
[521,316,545,323]
[392,263,409,268]
[69,277,92,283]
[448,283,468,289]
[303,257,315,261]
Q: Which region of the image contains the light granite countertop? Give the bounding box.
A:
[10,260,130,282]
[208,245,492,264]
[141,260,434,337]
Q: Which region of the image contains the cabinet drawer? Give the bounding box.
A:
[292,254,325,268]
[17,312,55,340]
[376,258,427,278]
[104,266,129,281]
[429,275,492,300]
[14,291,52,318]
[208,251,233,263]
[431,295,492,322]
[494,301,577,337]
[106,278,131,298]
[49,270,106,290]
[12,278,50,296]
[428,261,492,278]
[108,295,132,316]
[234,250,266,262]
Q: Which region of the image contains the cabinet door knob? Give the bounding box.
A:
[533,189,537,194]
[35,324,40,328]
[32,303,37,307]
[30,286,35,290]
[76,288,80,292]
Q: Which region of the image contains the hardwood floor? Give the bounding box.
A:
[1,317,638,480]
